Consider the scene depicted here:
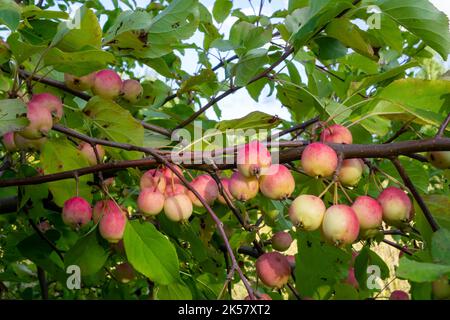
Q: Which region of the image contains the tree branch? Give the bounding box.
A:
[382,239,413,256]
[436,112,450,138]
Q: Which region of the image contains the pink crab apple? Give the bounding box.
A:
[29,93,63,121]
[137,189,165,216]
[236,140,272,177]
[187,174,219,207]
[64,72,95,91]
[92,69,122,99]
[229,171,259,201]
[62,196,92,229]
[427,151,450,169]
[99,203,127,243]
[351,196,383,231]
[322,205,360,246]
[320,124,353,144]
[78,142,106,166]
[432,276,450,300]
[259,164,295,200]
[164,193,193,222]
[389,290,409,300]
[256,252,291,289]
[165,183,187,197]
[162,165,184,185]
[140,169,166,193]
[288,194,326,231]
[271,231,293,252]
[93,199,122,224]
[217,178,234,205]
[121,79,143,103]
[338,159,364,187]
[114,262,136,283]
[2,132,16,151]
[13,133,46,150]
[301,142,338,178]
[377,187,412,226]
[20,102,53,139]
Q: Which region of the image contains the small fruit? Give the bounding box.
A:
[286,255,296,269]
[93,199,121,224]
[378,187,412,226]
[92,69,122,99]
[229,171,259,201]
[301,142,338,178]
[217,178,234,205]
[320,124,353,144]
[236,140,272,177]
[271,231,293,252]
[389,290,409,300]
[64,72,95,91]
[114,262,136,283]
[351,196,383,231]
[427,151,450,169]
[244,293,272,300]
[137,189,165,216]
[13,133,46,150]
[29,93,63,121]
[121,79,143,103]
[162,166,184,185]
[256,252,291,289]
[259,164,295,200]
[20,102,53,139]
[140,169,166,193]
[165,183,187,197]
[322,205,360,246]
[164,194,193,222]
[432,276,450,300]
[62,196,92,228]
[187,174,219,207]
[338,159,364,187]
[99,204,127,243]
[288,195,326,231]
[78,142,106,166]
[2,132,16,151]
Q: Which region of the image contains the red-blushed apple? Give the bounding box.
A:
[320,124,353,144]
[137,189,165,216]
[13,133,47,150]
[427,151,450,169]
[165,183,187,197]
[64,72,95,91]
[378,187,412,226]
[121,79,143,103]
[164,193,193,222]
[29,93,63,121]
[259,164,295,200]
[301,142,338,178]
[217,178,234,205]
[162,165,184,185]
[236,140,272,177]
[256,252,291,289]
[187,174,219,207]
[140,169,166,193]
[351,195,383,231]
[322,205,360,246]
[338,159,364,187]
[78,142,105,166]
[93,199,122,224]
[288,194,326,231]
[62,196,92,228]
[2,132,16,151]
[92,69,122,99]
[271,231,293,252]
[286,255,296,269]
[389,290,409,300]
[432,275,450,300]
[229,171,259,201]
[20,102,53,139]
[114,262,136,283]
[99,203,127,243]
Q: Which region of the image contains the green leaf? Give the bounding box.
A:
[155,280,192,300]
[40,138,93,207]
[178,69,218,94]
[422,195,450,230]
[123,220,179,285]
[377,0,450,59]
[212,0,232,24]
[313,36,348,60]
[65,232,109,277]
[367,13,403,53]
[431,229,450,266]
[0,99,28,136]
[216,111,281,131]
[7,32,46,63]
[229,22,272,55]
[397,257,450,282]
[0,1,20,31]
[234,48,269,86]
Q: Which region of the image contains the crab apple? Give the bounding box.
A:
[114,262,136,283]
[288,195,326,231]
[351,196,383,231]
[427,151,450,169]
[256,252,291,289]
[140,169,166,193]
[187,174,219,207]
[78,142,106,166]
[345,267,359,289]
[165,183,187,197]
[432,276,450,300]
[320,124,353,144]
[271,231,293,252]
[259,164,295,200]
[13,133,46,150]
[92,69,122,99]
[301,142,338,178]
[322,205,360,246]
[137,189,165,216]
[389,290,409,300]
[93,199,121,224]
[121,79,143,103]
[338,159,364,187]
[217,178,234,205]
[264,209,280,227]
[99,204,127,243]
[378,187,412,226]
[20,102,53,139]
[162,165,184,185]
[164,194,193,222]
[62,196,92,228]
[29,93,63,121]
[286,255,296,269]
[2,132,16,151]
[244,293,272,300]
[64,72,95,91]
[236,140,272,177]
[229,171,259,201]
